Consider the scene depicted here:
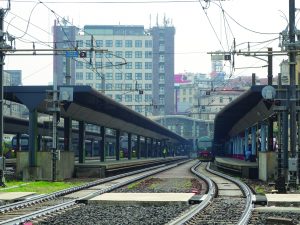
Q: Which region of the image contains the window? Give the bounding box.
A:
[105,53,113,58]
[145,94,152,102]
[135,73,142,80]
[229,97,233,102]
[135,95,142,102]
[145,62,152,69]
[115,51,123,57]
[135,51,142,58]
[105,83,113,90]
[96,52,103,58]
[135,106,142,113]
[105,40,113,47]
[145,84,152,90]
[105,62,112,69]
[76,72,83,80]
[125,73,132,80]
[115,73,122,80]
[115,83,122,90]
[145,51,152,58]
[145,73,152,80]
[86,63,92,69]
[145,40,152,48]
[115,40,122,47]
[135,62,142,69]
[115,94,122,102]
[96,73,102,80]
[96,40,103,47]
[125,94,132,102]
[135,40,142,47]
[125,40,132,47]
[95,61,102,68]
[105,73,113,80]
[183,89,186,95]
[125,51,132,58]
[87,83,94,88]
[76,61,83,69]
[76,40,83,47]
[95,83,102,90]
[85,40,91,47]
[136,84,142,90]
[125,62,132,69]
[86,72,93,80]
[125,84,132,90]
[76,82,83,86]
[220,97,223,103]
[116,61,123,69]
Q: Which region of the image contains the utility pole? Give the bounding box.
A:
[288,0,298,187]
[0,9,5,187]
[0,2,11,186]
[267,48,274,152]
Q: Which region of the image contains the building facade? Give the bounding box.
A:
[150,23,175,116]
[53,22,176,117]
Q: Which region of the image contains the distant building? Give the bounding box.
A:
[150,22,175,115]
[53,19,78,85]
[53,20,176,117]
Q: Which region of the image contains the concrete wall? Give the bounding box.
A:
[16,151,75,181]
[258,152,277,181]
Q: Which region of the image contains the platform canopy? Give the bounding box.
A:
[4,85,187,143]
[214,85,274,144]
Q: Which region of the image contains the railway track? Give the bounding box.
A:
[0,160,188,225]
[168,161,254,225]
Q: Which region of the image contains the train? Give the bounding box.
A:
[197,136,214,162]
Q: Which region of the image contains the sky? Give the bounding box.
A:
[1,0,299,85]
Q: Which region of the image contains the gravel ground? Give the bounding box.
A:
[39,204,190,225]
[248,211,300,225]
[39,161,201,225]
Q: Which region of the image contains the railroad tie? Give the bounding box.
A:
[266,216,293,225]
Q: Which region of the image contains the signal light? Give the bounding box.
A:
[79,51,87,58]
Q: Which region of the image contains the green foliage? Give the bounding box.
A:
[0,181,85,194]
[127,181,141,190]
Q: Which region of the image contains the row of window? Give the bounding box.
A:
[114,94,153,103]
[77,39,152,48]
[75,82,152,91]
[76,61,152,70]
[79,51,152,59]
[75,72,153,81]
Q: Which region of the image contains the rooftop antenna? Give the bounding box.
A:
[156,14,158,26]
[149,14,151,28]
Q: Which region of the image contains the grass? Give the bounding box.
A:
[127,181,141,190]
[0,181,85,194]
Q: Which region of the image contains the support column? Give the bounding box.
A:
[64,117,72,151]
[145,137,148,158]
[245,129,249,159]
[137,135,141,159]
[100,126,105,162]
[115,130,120,161]
[128,133,132,160]
[283,111,289,169]
[29,109,38,167]
[78,121,85,163]
[251,126,257,155]
[150,138,153,157]
[261,124,266,152]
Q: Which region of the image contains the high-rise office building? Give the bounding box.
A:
[150,22,175,116]
[53,21,176,117]
[53,19,78,85]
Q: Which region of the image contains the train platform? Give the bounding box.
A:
[254,193,300,207]
[88,192,197,206]
[75,156,187,178]
[0,192,36,202]
[214,157,258,179]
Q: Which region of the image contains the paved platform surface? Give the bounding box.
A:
[266,194,300,207]
[88,193,194,205]
[215,157,258,167]
[75,157,186,169]
[0,192,36,201]
[254,206,300,213]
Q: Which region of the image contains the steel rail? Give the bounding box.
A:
[167,161,216,225]
[206,162,254,225]
[0,161,186,225]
